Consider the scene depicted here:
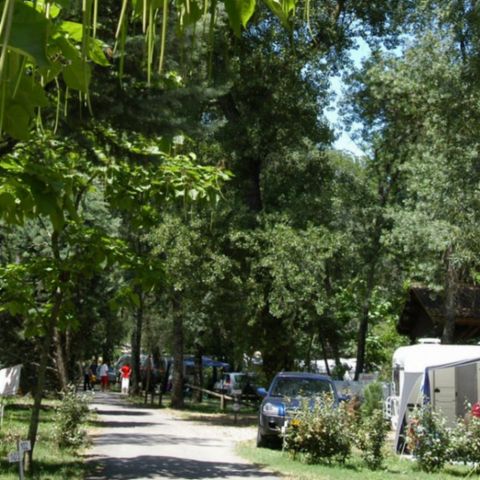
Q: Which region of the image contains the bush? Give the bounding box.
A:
[283,395,351,464]
[355,409,388,470]
[54,385,90,449]
[449,415,480,468]
[361,382,384,418]
[407,405,450,472]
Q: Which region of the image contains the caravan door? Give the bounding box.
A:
[455,363,478,418]
[432,367,456,424]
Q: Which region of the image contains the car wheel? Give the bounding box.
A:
[256,427,269,448]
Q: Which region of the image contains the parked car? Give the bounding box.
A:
[256,371,339,447]
[213,372,257,398]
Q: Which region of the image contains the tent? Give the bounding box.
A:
[391,342,480,452]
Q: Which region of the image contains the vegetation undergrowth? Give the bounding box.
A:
[0,396,88,480]
[236,440,473,480]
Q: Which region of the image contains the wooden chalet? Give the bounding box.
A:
[397,286,480,342]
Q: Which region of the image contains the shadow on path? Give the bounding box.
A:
[95,409,150,416]
[89,421,160,429]
[86,455,275,479]
[90,431,224,447]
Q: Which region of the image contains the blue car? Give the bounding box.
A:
[256,371,340,447]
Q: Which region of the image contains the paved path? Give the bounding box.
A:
[85,392,279,480]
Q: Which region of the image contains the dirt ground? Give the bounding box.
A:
[85,391,279,480]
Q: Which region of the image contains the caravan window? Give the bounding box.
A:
[393,366,401,396]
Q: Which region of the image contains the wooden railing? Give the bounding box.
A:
[185,384,258,410]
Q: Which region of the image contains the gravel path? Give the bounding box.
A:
[85,392,279,480]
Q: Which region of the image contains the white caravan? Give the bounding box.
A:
[386,339,480,452]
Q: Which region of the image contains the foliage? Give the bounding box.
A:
[448,416,480,469]
[355,409,388,470]
[283,395,351,464]
[0,398,86,479]
[238,439,474,480]
[407,405,450,472]
[361,382,384,417]
[0,0,413,141]
[53,386,90,449]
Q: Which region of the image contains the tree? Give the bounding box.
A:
[346,32,480,352]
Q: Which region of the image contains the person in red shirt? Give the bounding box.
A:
[120,364,132,394]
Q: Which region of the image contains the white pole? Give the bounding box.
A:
[17,439,24,480]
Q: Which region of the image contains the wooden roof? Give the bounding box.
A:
[397,286,480,342]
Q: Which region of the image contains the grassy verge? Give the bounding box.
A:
[170,395,258,427]
[0,398,87,480]
[236,440,475,480]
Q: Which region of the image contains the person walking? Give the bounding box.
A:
[120,363,132,394]
[99,360,110,392]
[90,358,98,390]
[83,363,93,391]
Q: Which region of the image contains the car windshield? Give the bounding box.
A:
[270,377,333,398]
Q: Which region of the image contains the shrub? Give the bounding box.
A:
[355,409,388,470]
[54,385,90,449]
[449,415,480,468]
[361,382,384,418]
[407,405,450,472]
[283,394,352,464]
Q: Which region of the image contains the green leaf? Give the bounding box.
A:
[225,0,256,36]
[8,1,50,67]
[58,21,83,42]
[4,103,30,140]
[63,57,91,92]
[89,39,110,66]
[263,0,295,28]
[49,209,65,231]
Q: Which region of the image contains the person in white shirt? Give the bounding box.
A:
[99,362,109,391]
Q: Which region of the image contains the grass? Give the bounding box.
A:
[236,441,477,480]
[0,398,87,480]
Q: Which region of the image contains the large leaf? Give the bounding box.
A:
[263,0,295,28]
[59,21,83,42]
[56,37,91,92]
[225,0,256,37]
[7,0,50,67]
[4,103,30,140]
[58,22,109,66]
[14,75,50,115]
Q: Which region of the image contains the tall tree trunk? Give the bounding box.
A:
[53,328,69,391]
[320,335,331,376]
[354,258,378,381]
[26,231,67,471]
[130,287,144,395]
[442,247,457,344]
[170,293,184,409]
[305,334,314,372]
[193,348,203,403]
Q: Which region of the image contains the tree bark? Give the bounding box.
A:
[442,247,457,344]
[354,229,381,381]
[320,335,331,376]
[26,231,69,471]
[170,293,184,409]
[193,348,203,403]
[53,328,69,391]
[26,315,56,472]
[130,287,144,395]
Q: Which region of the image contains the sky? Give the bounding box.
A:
[325,39,372,157]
